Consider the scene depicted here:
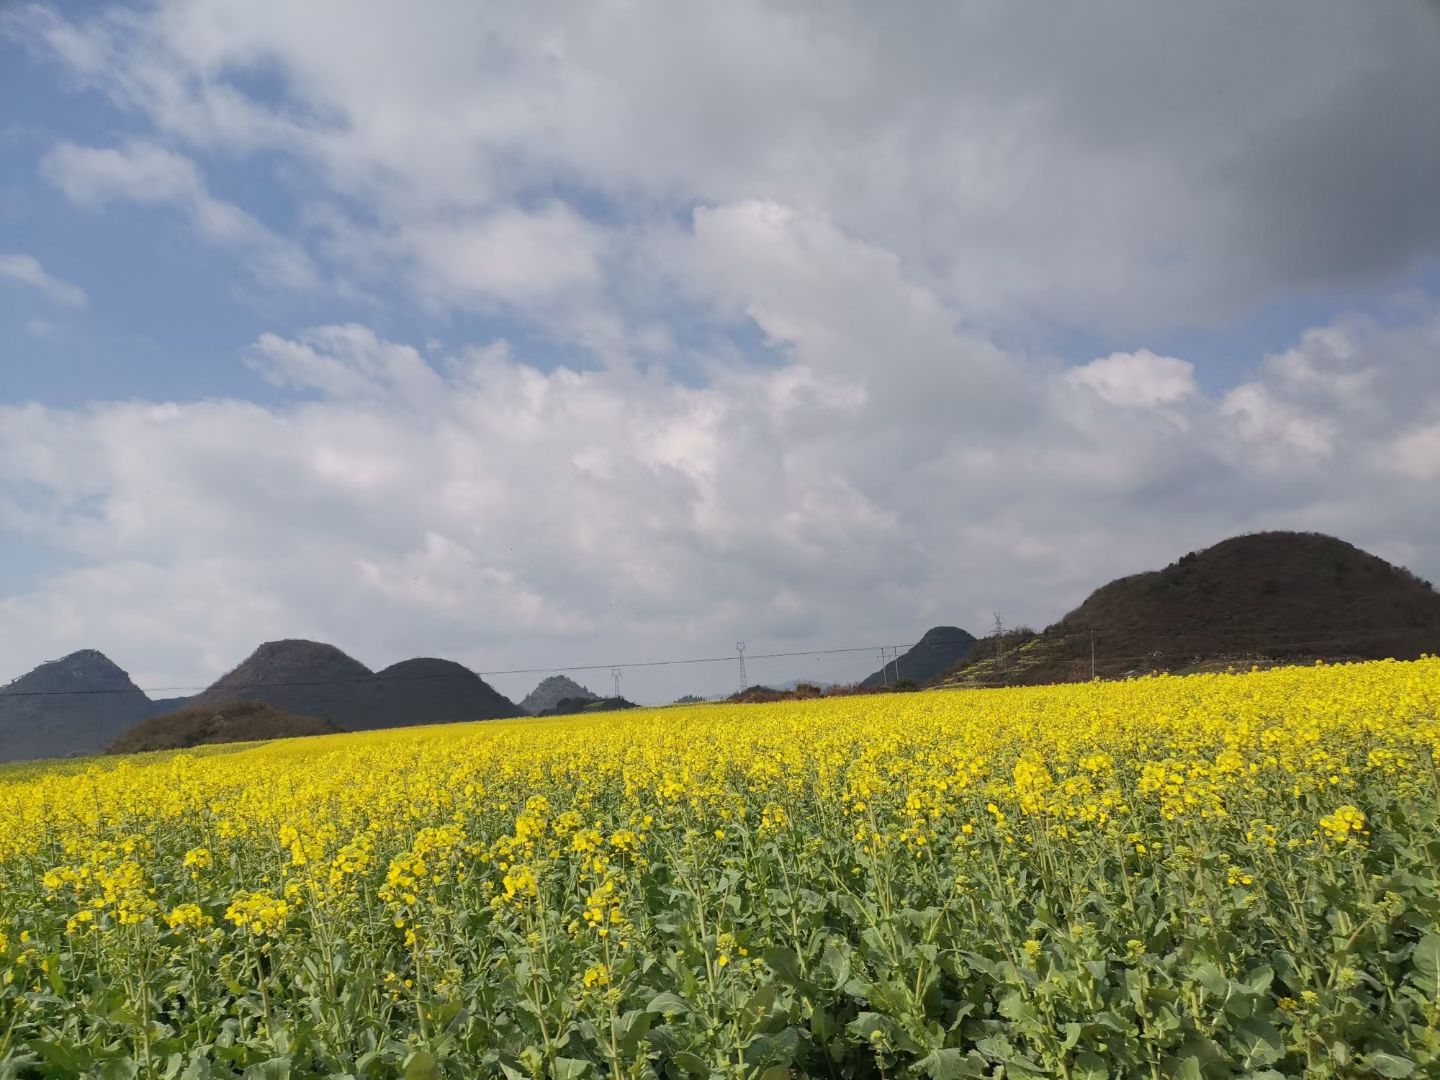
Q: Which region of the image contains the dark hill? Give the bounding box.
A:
[367,657,524,729]
[108,700,338,755]
[520,674,601,715]
[944,532,1440,686]
[0,650,166,762]
[859,626,977,688]
[185,640,522,729]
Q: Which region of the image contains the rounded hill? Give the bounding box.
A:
[945,532,1440,685]
[1064,531,1440,650]
[1,649,159,762]
[367,657,524,728]
[520,674,601,715]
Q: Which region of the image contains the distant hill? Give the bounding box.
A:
[109,701,339,755]
[521,674,601,715]
[728,684,826,704]
[944,532,1440,686]
[367,658,523,729]
[536,696,637,717]
[859,626,977,688]
[0,650,172,763]
[183,640,523,729]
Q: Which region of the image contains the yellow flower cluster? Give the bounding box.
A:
[0,657,1434,1074]
[223,890,291,937]
[1318,803,1368,843]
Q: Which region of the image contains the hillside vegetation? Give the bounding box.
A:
[107,701,339,755]
[944,531,1440,686]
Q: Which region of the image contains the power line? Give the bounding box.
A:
[1,623,1435,699]
[0,640,935,697]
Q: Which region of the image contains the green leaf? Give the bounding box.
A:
[612,1010,653,1055]
[763,946,805,987]
[1365,1052,1417,1078]
[846,1012,887,1040]
[1073,1051,1108,1080]
[645,991,690,1016]
[913,1048,989,1079]
[552,1058,592,1080]
[741,984,779,1020]
[1232,1017,1285,1068]
[1241,965,1274,995]
[241,1059,292,1077]
[1190,963,1228,997]
[27,1040,83,1073]
[670,1051,710,1075]
[1410,933,1440,997]
[242,1058,292,1080]
[44,953,65,996]
[98,1058,140,1080]
[402,1051,439,1080]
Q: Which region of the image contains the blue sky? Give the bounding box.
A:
[3,1,1439,701]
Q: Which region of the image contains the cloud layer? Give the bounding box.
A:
[11,1,1440,330]
[4,304,1438,700]
[3,1,1439,700]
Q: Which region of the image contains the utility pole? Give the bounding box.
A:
[611,667,622,698]
[1090,628,1097,680]
[736,642,747,694]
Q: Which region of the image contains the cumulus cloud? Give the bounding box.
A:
[404,205,606,308]
[1066,351,1196,408]
[0,252,87,308]
[2,305,1439,699]
[245,324,446,406]
[11,1,1440,330]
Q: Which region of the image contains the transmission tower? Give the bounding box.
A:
[611,666,622,698]
[736,641,748,693]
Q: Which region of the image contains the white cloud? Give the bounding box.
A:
[1392,422,1440,481]
[0,252,87,308]
[2,306,1439,700]
[13,1,1440,331]
[405,204,606,307]
[1220,383,1334,461]
[41,141,319,291]
[245,324,445,406]
[684,199,1024,431]
[41,140,200,205]
[1066,350,1196,408]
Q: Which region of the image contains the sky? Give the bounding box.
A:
[2,1,1440,704]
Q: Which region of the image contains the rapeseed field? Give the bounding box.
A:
[1,659,1438,1078]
